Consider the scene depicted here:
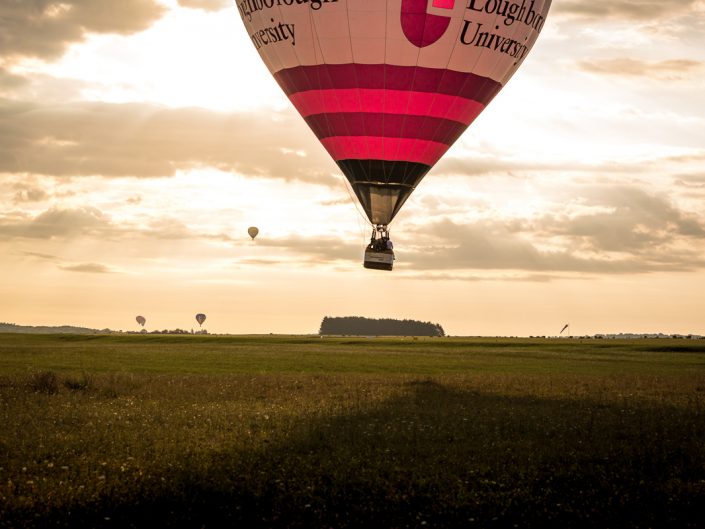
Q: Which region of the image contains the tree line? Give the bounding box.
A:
[319,317,445,337]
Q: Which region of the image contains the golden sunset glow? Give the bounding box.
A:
[1,0,704,335]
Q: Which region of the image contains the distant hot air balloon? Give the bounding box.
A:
[136,315,146,327]
[248,226,259,240]
[236,0,552,270]
[195,313,207,327]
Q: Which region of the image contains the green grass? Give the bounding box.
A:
[1,333,704,528]
[1,333,704,376]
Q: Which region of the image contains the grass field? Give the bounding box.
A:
[1,333,704,528]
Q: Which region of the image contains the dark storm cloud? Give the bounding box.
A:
[0,0,165,61]
[0,99,334,183]
[177,0,230,11]
[577,58,702,79]
[554,0,700,21]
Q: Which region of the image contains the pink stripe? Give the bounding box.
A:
[289,89,484,125]
[320,137,449,166]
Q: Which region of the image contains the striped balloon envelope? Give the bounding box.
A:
[237,0,552,226]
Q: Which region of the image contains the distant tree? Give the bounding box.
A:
[319,317,445,337]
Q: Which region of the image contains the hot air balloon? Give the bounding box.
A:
[236,0,551,270]
[136,315,146,327]
[195,313,207,327]
[248,226,259,240]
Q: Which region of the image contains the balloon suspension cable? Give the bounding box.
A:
[370,224,389,247]
[369,224,390,242]
[336,174,370,245]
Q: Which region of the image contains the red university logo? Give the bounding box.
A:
[401,0,455,48]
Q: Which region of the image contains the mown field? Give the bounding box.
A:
[1,333,704,528]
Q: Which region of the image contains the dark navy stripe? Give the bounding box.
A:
[337,159,432,188]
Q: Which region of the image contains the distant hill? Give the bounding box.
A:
[0,322,106,334]
[0,323,210,335]
[319,316,445,337]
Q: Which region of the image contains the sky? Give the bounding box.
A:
[1,0,704,336]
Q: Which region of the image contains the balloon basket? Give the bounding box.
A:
[363,248,395,271]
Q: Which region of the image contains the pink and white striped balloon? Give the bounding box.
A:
[237,0,551,225]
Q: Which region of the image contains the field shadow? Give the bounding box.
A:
[16,379,705,529]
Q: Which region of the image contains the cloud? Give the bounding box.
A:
[0,67,28,94]
[554,0,701,21]
[433,155,523,177]
[1,206,218,250]
[144,217,194,239]
[674,174,705,190]
[18,249,112,273]
[0,0,166,61]
[664,152,705,165]
[12,182,49,203]
[399,185,705,275]
[0,205,229,242]
[0,206,112,239]
[21,251,59,261]
[59,262,113,273]
[319,197,353,207]
[541,186,705,250]
[177,0,230,11]
[0,99,334,183]
[246,235,361,264]
[399,271,568,282]
[403,220,616,273]
[577,58,702,79]
[3,191,702,276]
